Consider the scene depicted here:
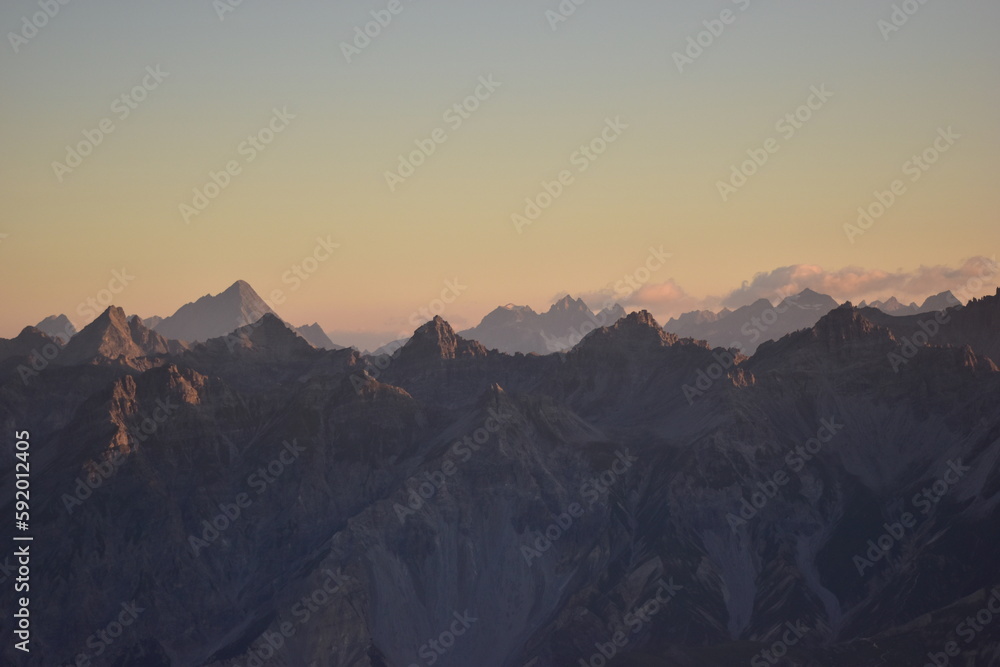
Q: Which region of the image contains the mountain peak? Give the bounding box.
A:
[0,327,56,365]
[919,290,961,313]
[199,313,315,360]
[812,303,888,343]
[400,317,487,361]
[34,314,77,343]
[225,279,256,296]
[60,307,172,367]
[783,288,839,309]
[294,323,340,350]
[154,281,277,343]
[623,309,660,329]
[548,295,589,314]
[575,309,679,354]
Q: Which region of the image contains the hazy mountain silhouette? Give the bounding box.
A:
[665,288,840,354]
[859,296,919,315]
[294,323,342,350]
[153,280,277,343]
[859,291,960,316]
[33,314,77,342]
[459,295,626,355]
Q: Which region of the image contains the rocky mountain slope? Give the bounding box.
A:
[0,297,998,666]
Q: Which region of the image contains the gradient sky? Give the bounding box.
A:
[1,0,998,343]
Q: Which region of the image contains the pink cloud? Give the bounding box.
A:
[720,256,998,308]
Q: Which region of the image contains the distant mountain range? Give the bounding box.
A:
[858,290,960,316]
[665,288,840,355]
[665,288,962,355]
[458,295,626,355]
[31,283,973,358]
[151,280,278,343]
[35,281,343,351]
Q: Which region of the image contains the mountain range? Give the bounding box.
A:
[665,289,962,355]
[458,295,627,355]
[1,284,999,665]
[36,281,342,352]
[32,281,969,360]
[857,291,961,316]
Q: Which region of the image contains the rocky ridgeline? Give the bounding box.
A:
[0,300,999,666]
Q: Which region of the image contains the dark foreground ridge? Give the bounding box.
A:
[1,294,999,666]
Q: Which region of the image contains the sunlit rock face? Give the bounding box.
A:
[1,302,1000,666]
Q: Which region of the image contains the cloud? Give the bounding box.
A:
[719,256,998,308]
[572,278,700,316]
[556,256,998,324]
[626,281,714,319]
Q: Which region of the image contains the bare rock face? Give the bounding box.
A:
[400,316,488,362]
[574,309,681,352]
[2,300,1000,667]
[57,307,181,369]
